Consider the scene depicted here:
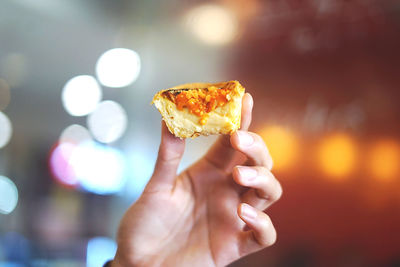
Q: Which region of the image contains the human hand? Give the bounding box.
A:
[112,93,282,267]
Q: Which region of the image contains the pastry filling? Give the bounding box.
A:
[163,86,232,125]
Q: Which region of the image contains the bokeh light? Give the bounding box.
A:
[0,78,11,111]
[49,142,79,187]
[185,4,239,46]
[69,142,126,195]
[126,151,155,201]
[368,140,400,182]
[62,75,102,116]
[86,237,117,267]
[87,101,128,144]
[259,126,299,170]
[0,176,18,214]
[59,124,92,145]
[96,48,141,88]
[317,133,357,179]
[0,111,12,149]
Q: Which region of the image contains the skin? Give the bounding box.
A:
[112,93,282,267]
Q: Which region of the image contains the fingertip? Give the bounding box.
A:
[150,121,186,187]
[238,203,258,222]
[159,120,185,163]
[240,93,253,131]
[238,204,277,247]
[161,120,185,144]
[237,202,245,218]
[245,93,254,111]
[232,166,242,185]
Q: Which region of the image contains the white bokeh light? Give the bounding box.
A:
[87,237,117,267]
[70,142,126,195]
[0,176,18,214]
[185,4,238,46]
[95,48,141,88]
[62,75,102,116]
[87,101,128,144]
[0,111,12,149]
[60,124,92,145]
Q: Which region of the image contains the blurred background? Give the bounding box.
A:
[0,0,400,266]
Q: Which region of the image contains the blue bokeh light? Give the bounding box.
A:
[125,151,155,201]
[86,237,117,267]
[69,142,127,195]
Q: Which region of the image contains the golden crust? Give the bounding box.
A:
[152,80,245,139]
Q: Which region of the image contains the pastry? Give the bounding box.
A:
[152,80,245,138]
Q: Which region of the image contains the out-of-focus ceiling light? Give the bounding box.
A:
[49,142,79,187]
[0,111,12,149]
[185,4,239,46]
[127,151,155,201]
[368,140,400,182]
[0,175,18,214]
[87,101,128,144]
[62,75,102,117]
[96,48,141,88]
[69,142,126,195]
[317,133,357,179]
[259,126,299,171]
[59,124,92,145]
[87,237,117,267]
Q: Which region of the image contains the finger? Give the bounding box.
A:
[239,93,253,131]
[237,203,277,256]
[233,166,282,210]
[230,131,273,170]
[204,93,253,171]
[148,121,185,189]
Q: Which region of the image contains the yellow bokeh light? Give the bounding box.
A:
[317,134,357,179]
[259,126,299,171]
[185,4,238,46]
[368,140,400,182]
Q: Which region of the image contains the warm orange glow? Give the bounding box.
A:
[318,134,357,179]
[185,4,238,46]
[259,126,299,170]
[368,140,400,182]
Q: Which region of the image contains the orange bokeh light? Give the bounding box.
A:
[317,133,357,179]
[259,126,299,171]
[368,140,400,182]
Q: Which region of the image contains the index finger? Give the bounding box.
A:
[203,93,253,172]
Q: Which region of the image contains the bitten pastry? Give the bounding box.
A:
[152,80,245,138]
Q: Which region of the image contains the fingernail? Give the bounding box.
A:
[238,167,257,181]
[241,204,257,220]
[237,131,254,146]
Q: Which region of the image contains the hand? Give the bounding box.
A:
[113,93,282,267]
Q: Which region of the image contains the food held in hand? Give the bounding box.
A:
[152,80,245,138]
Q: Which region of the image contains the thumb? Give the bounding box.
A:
[149,121,185,189]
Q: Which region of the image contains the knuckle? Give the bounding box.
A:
[159,147,181,163]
